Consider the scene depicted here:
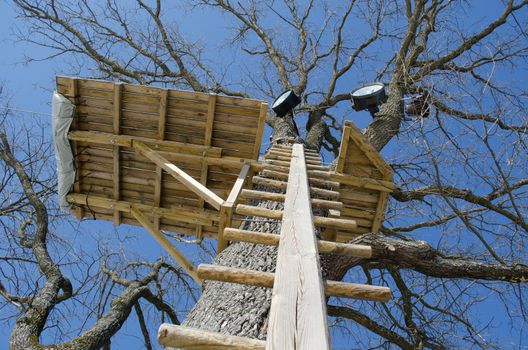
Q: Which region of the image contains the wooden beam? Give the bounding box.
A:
[158,324,266,349]
[112,83,122,225]
[131,208,202,286]
[223,228,372,257]
[133,141,224,210]
[251,176,340,200]
[69,78,83,219]
[267,143,330,350]
[196,94,217,240]
[197,264,391,302]
[261,169,340,188]
[154,89,168,230]
[239,189,343,210]
[252,103,268,160]
[66,193,217,225]
[337,125,352,173]
[371,191,389,233]
[217,162,250,253]
[226,163,251,207]
[328,172,395,192]
[235,204,357,231]
[68,130,222,158]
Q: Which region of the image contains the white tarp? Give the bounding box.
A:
[51,92,75,211]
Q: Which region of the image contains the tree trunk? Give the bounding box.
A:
[182,118,345,341]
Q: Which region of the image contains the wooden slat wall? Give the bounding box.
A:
[56,76,267,238]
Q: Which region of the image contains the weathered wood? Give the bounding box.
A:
[131,208,202,286]
[223,228,372,257]
[158,324,266,349]
[217,163,251,252]
[66,193,217,225]
[239,189,343,210]
[266,143,330,350]
[251,176,340,200]
[235,204,357,231]
[252,103,268,160]
[112,83,122,225]
[371,191,389,233]
[197,264,391,302]
[133,141,224,210]
[262,169,340,188]
[69,130,222,157]
[328,172,395,192]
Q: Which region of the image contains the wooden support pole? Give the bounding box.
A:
[223,228,372,257]
[267,143,330,350]
[68,130,222,157]
[133,141,224,210]
[112,83,122,225]
[66,193,217,225]
[131,208,202,286]
[154,89,168,230]
[251,176,340,200]
[196,94,217,239]
[235,204,358,232]
[217,163,251,253]
[240,189,343,210]
[197,264,391,302]
[158,324,266,349]
[261,169,340,188]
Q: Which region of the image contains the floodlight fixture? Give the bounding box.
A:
[350,82,387,118]
[272,90,301,117]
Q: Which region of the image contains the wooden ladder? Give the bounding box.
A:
[158,144,391,349]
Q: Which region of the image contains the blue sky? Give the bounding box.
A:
[1,1,527,349]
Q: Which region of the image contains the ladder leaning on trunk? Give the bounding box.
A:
[158,143,391,350]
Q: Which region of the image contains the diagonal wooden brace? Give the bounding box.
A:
[133,140,224,211]
[131,207,202,286]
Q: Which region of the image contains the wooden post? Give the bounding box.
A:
[154,89,168,230]
[266,144,330,350]
[112,83,122,225]
[158,324,266,349]
[131,208,202,286]
[217,163,251,252]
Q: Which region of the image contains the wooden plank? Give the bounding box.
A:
[266,143,330,350]
[239,189,343,210]
[235,204,357,232]
[153,89,168,230]
[133,141,224,210]
[196,94,217,239]
[131,208,202,286]
[371,192,389,233]
[337,125,352,173]
[66,193,217,225]
[158,324,266,349]
[251,103,268,160]
[344,121,393,179]
[112,83,122,225]
[197,264,391,302]
[69,78,84,219]
[68,130,222,157]
[223,228,372,257]
[251,176,340,200]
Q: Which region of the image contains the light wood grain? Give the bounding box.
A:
[266,144,330,350]
[133,141,224,210]
[158,324,266,349]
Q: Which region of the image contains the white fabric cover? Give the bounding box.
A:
[51,92,75,211]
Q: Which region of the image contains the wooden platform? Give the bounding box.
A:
[57,77,267,239]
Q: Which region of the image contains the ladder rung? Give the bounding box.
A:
[158,324,266,349]
[235,204,357,231]
[197,264,391,302]
[223,228,372,257]
[252,176,340,200]
[261,169,340,188]
[240,189,343,210]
